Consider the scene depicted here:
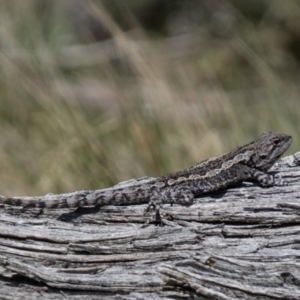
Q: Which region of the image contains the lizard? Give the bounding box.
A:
[0,132,292,225]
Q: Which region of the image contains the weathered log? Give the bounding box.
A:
[0,153,300,299]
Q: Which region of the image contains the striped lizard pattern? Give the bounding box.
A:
[0,132,292,225]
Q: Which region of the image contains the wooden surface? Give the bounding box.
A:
[1,153,300,299]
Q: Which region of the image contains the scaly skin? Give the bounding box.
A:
[0,132,292,225]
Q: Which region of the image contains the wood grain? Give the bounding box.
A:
[0,153,300,299]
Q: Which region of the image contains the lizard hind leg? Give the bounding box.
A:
[142,188,194,227]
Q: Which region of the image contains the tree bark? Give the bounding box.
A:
[1,153,300,299]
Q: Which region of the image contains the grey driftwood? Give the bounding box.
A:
[0,153,300,300]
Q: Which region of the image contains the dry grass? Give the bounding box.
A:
[0,1,299,196]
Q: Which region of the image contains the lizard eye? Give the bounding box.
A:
[260,154,267,159]
[273,139,280,145]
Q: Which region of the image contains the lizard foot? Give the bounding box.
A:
[142,200,174,227]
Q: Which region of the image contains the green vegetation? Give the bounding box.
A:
[0,1,299,196]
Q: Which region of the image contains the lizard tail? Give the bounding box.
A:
[0,194,81,209]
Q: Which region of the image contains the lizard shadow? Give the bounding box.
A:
[207,189,227,199]
[57,206,104,222]
[201,182,257,200]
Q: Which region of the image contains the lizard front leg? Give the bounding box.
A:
[143,188,194,226]
[250,168,285,187]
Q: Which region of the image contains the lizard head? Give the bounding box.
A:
[251,132,292,171]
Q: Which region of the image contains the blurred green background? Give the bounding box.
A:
[0,0,299,196]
